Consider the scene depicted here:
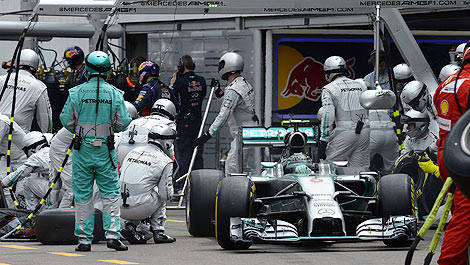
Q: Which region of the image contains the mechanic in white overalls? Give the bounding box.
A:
[318,56,370,168]
[194,52,258,176]
[1,131,50,210]
[363,50,399,174]
[120,124,176,244]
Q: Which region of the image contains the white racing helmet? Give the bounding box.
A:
[401,80,428,112]
[148,124,176,154]
[456,43,467,63]
[125,101,138,119]
[22,131,48,156]
[19,49,40,73]
[323,56,347,83]
[151,98,177,121]
[218,52,244,80]
[401,109,430,139]
[393,63,414,82]
[439,64,461,83]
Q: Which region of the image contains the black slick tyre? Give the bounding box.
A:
[35,208,105,244]
[186,169,224,237]
[215,176,254,250]
[378,174,415,247]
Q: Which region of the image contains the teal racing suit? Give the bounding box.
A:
[60,77,132,244]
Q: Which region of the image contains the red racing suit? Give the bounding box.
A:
[434,67,470,265]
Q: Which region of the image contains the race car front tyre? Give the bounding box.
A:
[215,176,254,250]
[379,174,415,247]
[378,174,414,218]
[35,208,106,245]
[186,169,224,237]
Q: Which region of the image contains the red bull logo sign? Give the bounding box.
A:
[277,44,356,113]
[281,56,326,102]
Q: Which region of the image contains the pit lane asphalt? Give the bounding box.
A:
[0,209,441,265]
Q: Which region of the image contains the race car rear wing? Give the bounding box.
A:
[241,126,318,147]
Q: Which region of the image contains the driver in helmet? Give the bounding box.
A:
[120,124,176,244]
[194,52,259,176]
[115,98,177,166]
[281,130,314,175]
[64,46,87,88]
[133,61,177,116]
[1,131,50,211]
[60,51,132,252]
[318,55,370,168]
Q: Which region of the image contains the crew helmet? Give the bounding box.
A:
[19,49,40,74]
[151,98,177,121]
[22,131,48,156]
[148,124,176,154]
[456,42,467,63]
[85,51,111,78]
[439,64,461,83]
[64,46,85,68]
[218,52,244,80]
[401,109,430,139]
[401,80,428,112]
[137,61,160,85]
[125,101,138,119]
[323,56,347,82]
[393,63,414,82]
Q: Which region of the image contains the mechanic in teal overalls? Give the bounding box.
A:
[60,51,132,252]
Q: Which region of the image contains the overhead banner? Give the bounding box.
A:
[37,0,470,15]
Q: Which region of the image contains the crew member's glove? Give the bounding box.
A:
[211,78,224,98]
[193,131,211,147]
[318,140,328,160]
[418,154,440,177]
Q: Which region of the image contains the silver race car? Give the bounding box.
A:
[186,122,417,250]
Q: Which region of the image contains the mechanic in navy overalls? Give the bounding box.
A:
[133,61,177,116]
[171,55,206,192]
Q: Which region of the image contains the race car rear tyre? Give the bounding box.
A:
[35,208,105,245]
[215,176,254,250]
[186,169,224,237]
[378,174,414,218]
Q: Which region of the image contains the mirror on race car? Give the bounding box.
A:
[360,86,397,110]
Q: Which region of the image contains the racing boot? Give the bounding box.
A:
[75,243,91,252]
[152,230,176,244]
[121,223,148,244]
[107,239,128,251]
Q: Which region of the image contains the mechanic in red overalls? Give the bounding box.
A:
[433,42,470,265]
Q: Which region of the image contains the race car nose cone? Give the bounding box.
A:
[444,110,470,200]
[359,87,396,110]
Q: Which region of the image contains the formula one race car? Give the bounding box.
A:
[186,121,417,250]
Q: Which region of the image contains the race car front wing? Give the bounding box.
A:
[229,216,416,243]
